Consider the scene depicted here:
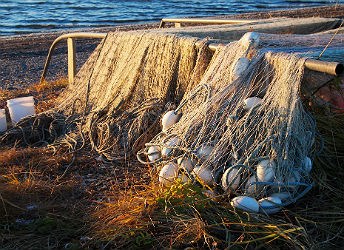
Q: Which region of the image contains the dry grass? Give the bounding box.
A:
[0,78,68,113]
[91,159,344,249]
[1,79,344,249]
[0,147,88,249]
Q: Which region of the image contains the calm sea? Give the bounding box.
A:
[0,0,342,36]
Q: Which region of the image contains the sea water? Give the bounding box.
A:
[0,0,342,36]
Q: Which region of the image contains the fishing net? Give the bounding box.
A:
[0,30,319,213]
[0,31,212,161]
[137,33,316,214]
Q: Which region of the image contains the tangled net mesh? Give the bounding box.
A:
[0,30,317,212]
[0,31,212,159]
[137,34,316,213]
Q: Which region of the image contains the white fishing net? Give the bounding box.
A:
[137,33,316,214]
[0,31,212,161]
[0,30,318,213]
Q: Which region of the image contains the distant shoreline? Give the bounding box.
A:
[0,5,343,89]
[2,2,342,37]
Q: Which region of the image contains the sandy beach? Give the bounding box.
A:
[0,5,343,90]
[0,23,159,89]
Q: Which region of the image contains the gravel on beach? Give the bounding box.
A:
[0,23,159,89]
[0,5,343,90]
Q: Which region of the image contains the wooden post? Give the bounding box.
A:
[67,37,76,84]
[159,20,165,28]
[175,22,182,28]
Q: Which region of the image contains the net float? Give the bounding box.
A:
[196,145,214,160]
[162,110,182,132]
[177,156,195,172]
[147,145,161,162]
[243,97,263,111]
[231,196,259,213]
[161,136,180,157]
[245,176,261,196]
[240,32,260,49]
[221,167,241,192]
[177,173,191,183]
[232,57,250,80]
[0,109,7,133]
[258,196,282,214]
[270,192,292,201]
[303,157,312,173]
[192,166,214,186]
[159,162,178,186]
[256,159,275,182]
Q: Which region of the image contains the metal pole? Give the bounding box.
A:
[67,38,76,84]
[201,42,343,76]
[304,59,343,76]
[40,32,343,84]
[159,18,257,28]
[40,32,106,84]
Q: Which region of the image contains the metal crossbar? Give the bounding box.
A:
[159,18,257,28]
[40,32,343,84]
[40,32,106,84]
[203,42,343,76]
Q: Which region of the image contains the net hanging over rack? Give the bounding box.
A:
[0,30,317,213]
[138,32,316,214]
[0,31,212,159]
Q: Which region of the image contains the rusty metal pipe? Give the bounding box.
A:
[41,32,343,84]
[201,42,343,76]
[159,18,257,28]
[304,59,343,76]
[40,32,107,83]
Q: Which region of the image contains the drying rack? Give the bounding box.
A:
[40,18,344,84]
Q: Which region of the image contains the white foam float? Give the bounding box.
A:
[177,156,194,172]
[147,146,161,162]
[231,196,259,213]
[256,159,275,182]
[243,97,263,111]
[258,196,282,214]
[159,162,178,186]
[192,166,213,186]
[161,137,180,157]
[177,173,190,183]
[240,32,260,49]
[7,96,35,125]
[270,192,292,201]
[196,145,213,161]
[0,109,7,132]
[245,176,261,196]
[232,57,250,80]
[303,157,312,173]
[161,110,181,132]
[221,167,241,192]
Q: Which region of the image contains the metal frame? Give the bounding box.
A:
[40,32,343,84]
[205,43,343,76]
[159,18,257,28]
[40,32,106,84]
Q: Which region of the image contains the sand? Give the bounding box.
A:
[0,24,159,89]
[0,5,343,89]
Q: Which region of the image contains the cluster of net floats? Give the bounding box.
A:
[137,32,313,215]
[138,100,312,215]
